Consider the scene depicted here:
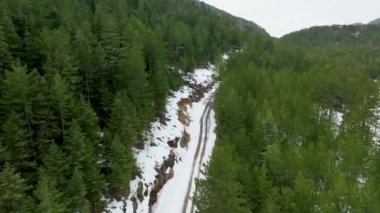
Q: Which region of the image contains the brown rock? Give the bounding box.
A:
[148,151,177,207]
[180,130,191,148]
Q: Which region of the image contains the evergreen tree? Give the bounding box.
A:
[104,92,138,193]
[0,63,44,135]
[293,174,317,213]
[64,121,104,210]
[34,173,68,213]
[144,29,170,111]
[64,167,89,212]
[72,21,103,103]
[0,2,21,57]
[108,91,138,146]
[41,144,69,186]
[50,73,76,143]
[1,112,34,170]
[64,121,94,168]
[74,99,101,149]
[0,163,33,212]
[194,145,250,213]
[40,28,79,90]
[0,26,12,74]
[119,25,149,112]
[96,11,123,93]
[106,135,135,193]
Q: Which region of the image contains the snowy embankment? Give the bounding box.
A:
[107,65,218,213]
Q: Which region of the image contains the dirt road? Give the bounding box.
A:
[182,94,215,213]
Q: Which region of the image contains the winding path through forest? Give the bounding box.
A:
[152,84,218,213]
[107,67,218,213]
[182,94,214,213]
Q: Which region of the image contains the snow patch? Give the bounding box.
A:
[106,66,218,213]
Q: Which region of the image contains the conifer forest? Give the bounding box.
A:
[0,0,379,212]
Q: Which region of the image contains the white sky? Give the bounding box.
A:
[200,0,380,37]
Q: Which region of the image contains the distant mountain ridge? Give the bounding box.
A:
[196,1,267,34]
[281,24,380,48]
[369,18,380,25]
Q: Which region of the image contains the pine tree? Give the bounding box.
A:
[108,91,138,146]
[74,99,101,148]
[144,29,170,111]
[293,174,317,213]
[1,112,34,170]
[0,163,33,212]
[0,63,44,135]
[242,166,280,212]
[64,167,89,212]
[34,173,68,213]
[58,0,79,32]
[64,121,93,167]
[96,11,123,93]
[0,2,21,57]
[23,13,45,70]
[104,92,138,194]
[64,121,105,210]
[41,144,69,186]
[82,163,105,212]
[40,28,79,91]
[194,145,250,213]
[50,73,76,143]
[73,21,101,103]
[0,26,12,75]
[106,135,135,193]
[119,32,148,106]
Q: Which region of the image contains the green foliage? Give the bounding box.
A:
[40,28,79,90]
[196,30,380,212]
[104,92,138,194]
[0,163,33,212]
[41,144,69,185]
[0,0,263,211]
[105,135,136,194]
[64,167,90,212]
[34,173,68,213]
[108,91,138,145]
[0,26,12,74]
[194,145,250,213]
[282,25,380,48]
[1,112,35,172]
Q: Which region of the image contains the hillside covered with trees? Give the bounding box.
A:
[282,24,380,48]
[0,0,264,212]
[194,28,380,212]
[2,0,379,212]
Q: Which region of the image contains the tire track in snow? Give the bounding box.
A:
[189,96,213,213]
[182,94,214,213]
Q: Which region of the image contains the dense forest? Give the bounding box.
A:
[194,27,380,212]
[0,0,264,212]
[2,0,380,212]
[282,24,380,48]
[282,25,380,79]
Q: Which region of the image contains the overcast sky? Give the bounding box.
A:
[200,0,380,37]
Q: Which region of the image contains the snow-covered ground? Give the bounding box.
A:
[153,86,217,213]
[106,66,218,213]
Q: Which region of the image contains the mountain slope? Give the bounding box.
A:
[369,18,380,25]
[282,24,380,48]
[194,21,380,213]
[195,1,266,32]
[0,0,265,212]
